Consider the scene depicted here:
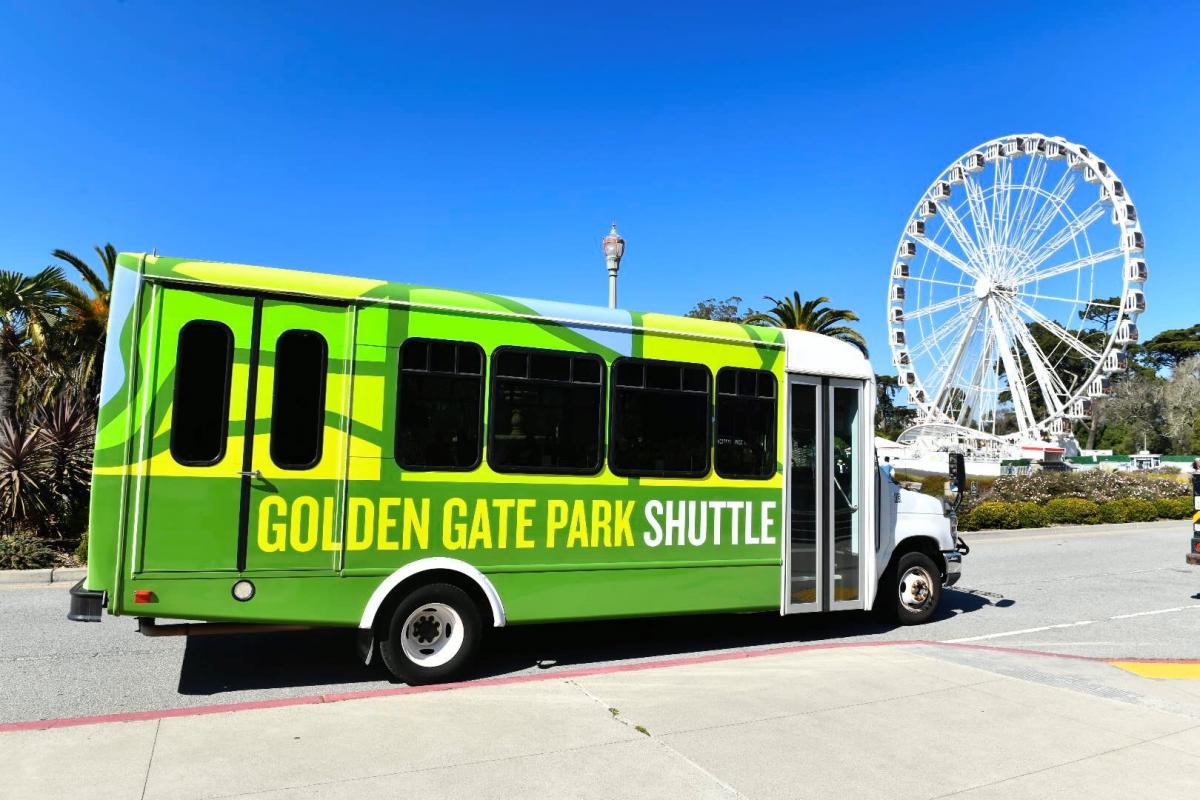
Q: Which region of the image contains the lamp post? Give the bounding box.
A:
[602,222,625,309]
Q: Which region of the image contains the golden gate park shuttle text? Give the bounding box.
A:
[69,253,967,683]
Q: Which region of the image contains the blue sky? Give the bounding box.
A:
[2,1,1197,375]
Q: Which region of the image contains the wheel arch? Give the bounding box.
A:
[884,534,947,580]
[358,558,506,631]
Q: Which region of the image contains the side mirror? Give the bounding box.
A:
[949,452,966,507]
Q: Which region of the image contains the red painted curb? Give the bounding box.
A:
[2,638,1189,734]
[0,639,917,733]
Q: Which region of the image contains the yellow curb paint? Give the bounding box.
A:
[1110,661,1200,679]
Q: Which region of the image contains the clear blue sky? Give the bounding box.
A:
[2,1,1197,375]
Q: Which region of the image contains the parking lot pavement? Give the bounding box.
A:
[5,642,1200,800]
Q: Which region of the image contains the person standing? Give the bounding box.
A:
[881,456,897,484]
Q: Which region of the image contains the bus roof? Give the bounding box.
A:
[125,252,872,374]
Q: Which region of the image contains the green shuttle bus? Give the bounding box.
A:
[69,253,965,683]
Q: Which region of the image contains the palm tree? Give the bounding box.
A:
[744,292,869,357]
[0,267,69,422]
[51,244,116,398]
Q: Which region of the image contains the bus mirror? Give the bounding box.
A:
[949,453,966,503]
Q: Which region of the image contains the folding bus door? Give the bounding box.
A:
[784,376,868,612]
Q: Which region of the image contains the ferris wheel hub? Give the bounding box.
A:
[973,277,992,300]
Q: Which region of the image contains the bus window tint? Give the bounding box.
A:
[396,339,484,471]
[270,329,328,469]
[170,320,234,466]
[489,348,604,474]
[609,358,711,477]
[715,367,777,479]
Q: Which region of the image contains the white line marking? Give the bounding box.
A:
[946,620,1095,643]
[1110,606,1197,620]
[944,605,1200,644]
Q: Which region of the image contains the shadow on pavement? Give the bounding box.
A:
[177,586,1012,696]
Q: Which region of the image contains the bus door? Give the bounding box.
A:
[137,290,353,574]
[784,376,868,612]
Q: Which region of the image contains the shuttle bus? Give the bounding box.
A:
[69,253,965,683]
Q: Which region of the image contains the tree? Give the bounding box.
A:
[52,244,117,399]
[0,268,69,422]
[1140,324,1200,370]
[1077,296,1121,333]
[744,292,868,356]
[875,374,916,440]
[684,296,757,323]
[1161,355,1200,454]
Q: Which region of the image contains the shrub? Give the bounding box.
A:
[1044,498,1102,526]
[966,501,1020,530]
[1013,502,1047,528]
[919,475,946,497]
[1099,500,1130,524]
[74,531,88,565]
[0,529,58,570]
[1154,497,1194,519]
[1121,497,1160,523]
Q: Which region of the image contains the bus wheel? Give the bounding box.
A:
[889,552,941,625]
[379,583,482,685]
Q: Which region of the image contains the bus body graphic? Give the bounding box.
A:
[70,253,964,682]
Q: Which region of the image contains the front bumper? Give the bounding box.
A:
[68,579,105,622]
[941,550,963,587]
[1187,551,1200,566]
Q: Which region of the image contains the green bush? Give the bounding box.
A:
[0,529,58,570]
[965,501,1020,530]
[1044,498,1102,526]
[1098,500,1130,524]
[919,475,946,497]
[1154,497,1194,519]
[1121,497,1160,523]
[1013,502,1047,528]
[74,531,88,565]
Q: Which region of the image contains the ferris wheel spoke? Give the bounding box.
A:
[1013,290,1105,307]
[914,235,981,280]
[937,201,987,269]
[987,297,1037,435]
[999,302,1070,418]
[908,275,973,290]
[992,158,1014,250]
[906,293,973,321]
[1023,200,1107,274]
[1008,296,1101,360]
[931,303,987,411]
[1014,169,1078,255]
[962,172,996,264]
[958,326,995,427]
[1017,247,1124,286]
[907,305,976,357]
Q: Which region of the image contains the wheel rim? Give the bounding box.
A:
[898,565,935,612]
[400,603,465,668]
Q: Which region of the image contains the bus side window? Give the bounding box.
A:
[395,338,484,471]
[715,367,777,479]
[609,358,711,478]
[488,347,604,475]
[270,329,329,470]
[170,320,235,466]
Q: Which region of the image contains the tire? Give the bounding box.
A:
[378,582,483,685]
[878,551,942,625]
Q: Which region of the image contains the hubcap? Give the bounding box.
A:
[898,566,934,611]
[401,603,465,668]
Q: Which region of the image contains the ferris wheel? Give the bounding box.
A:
[887,133,1146,442]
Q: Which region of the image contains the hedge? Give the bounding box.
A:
[1043,498,1102,526]
[1154,497,1194,519]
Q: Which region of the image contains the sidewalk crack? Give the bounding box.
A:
[139,719,161,800]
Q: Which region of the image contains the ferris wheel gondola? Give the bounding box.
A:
[887,133,1146,442]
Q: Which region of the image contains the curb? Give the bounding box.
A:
[0,567,86,585]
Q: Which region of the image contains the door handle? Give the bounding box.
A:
[238,469,263,480]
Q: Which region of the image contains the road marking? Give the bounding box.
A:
[944,604,1200,643]
[1110,661,1200,680]
[944,620,1096,643]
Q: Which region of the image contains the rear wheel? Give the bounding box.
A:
[879,551,941,625]
[378,583,483,685]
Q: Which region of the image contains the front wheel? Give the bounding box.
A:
[378,583,483,685]
[879,551,941,625]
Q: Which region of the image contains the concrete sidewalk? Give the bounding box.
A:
[5,643,1200,800]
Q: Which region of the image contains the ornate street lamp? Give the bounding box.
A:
[602,222,625,309]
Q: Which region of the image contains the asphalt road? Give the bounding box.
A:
[3,519,1198,724]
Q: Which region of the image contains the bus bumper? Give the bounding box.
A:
[1187,551,1200,566]
[941,550,963,587]
[68,579,105,622]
